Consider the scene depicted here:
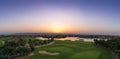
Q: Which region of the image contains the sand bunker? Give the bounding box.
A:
[39,50,60,55]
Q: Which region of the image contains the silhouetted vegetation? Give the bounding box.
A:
[0,36,54,59]
[94,39,120,59]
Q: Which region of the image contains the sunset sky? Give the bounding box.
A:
[0,0,120,35]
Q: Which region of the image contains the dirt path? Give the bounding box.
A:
[39,50,60,55]
[14,56,27,59]
[35,41,55,48]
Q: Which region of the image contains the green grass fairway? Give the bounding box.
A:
[0,36,12,47]
[0,40,4,47]
[26,41,114,59]
[0,36,12,41]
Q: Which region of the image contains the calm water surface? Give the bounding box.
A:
[36,37,94,42]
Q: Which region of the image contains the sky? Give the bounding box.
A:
[0,0,120,35]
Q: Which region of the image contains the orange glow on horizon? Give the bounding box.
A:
[49,24,65,33]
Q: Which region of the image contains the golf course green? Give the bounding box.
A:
[25,41,114,59]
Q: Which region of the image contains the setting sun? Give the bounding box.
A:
[51,25,64,33]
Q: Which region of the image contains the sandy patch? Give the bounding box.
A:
[28,53,34,56]
[39,50,60,55]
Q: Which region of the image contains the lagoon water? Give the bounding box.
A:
[36,37,94,42]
